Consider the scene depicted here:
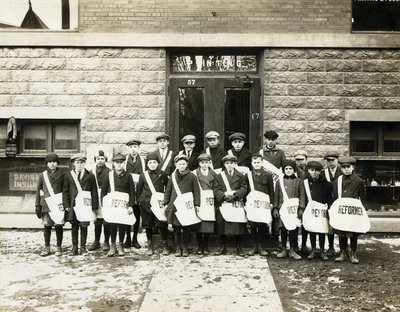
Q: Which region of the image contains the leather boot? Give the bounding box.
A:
[214,245,227,256]
[307,249,316,260]
[182,246,189,257]
[247,243,258,256]
[123,238,131,249]
[102,242,110,252]
[70,244,79,256]
[321,251,329,261]
[326,247,335,257]
[260,249,269,257]
[132,237,141,249]
[117,244,125,256]
[276,249,288,258]
[40,246,51,257]
[147,243,154,256]
[55,247,62,256]
[81,245,87,254]
[195,246,203,255]
[175,247,182,257]
[161,240,169,255]
[203,245,210,256]
[88,241,101,251]
[335,251,346,262]
[107,243,116,257]
[236,247,245,257]
[289,249,302,260]
[349,251,360,264]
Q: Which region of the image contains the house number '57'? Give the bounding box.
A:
[252,113,259,120]
[187,79,196,85]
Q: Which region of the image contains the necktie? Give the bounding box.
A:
[187,150,191,159]
[77,171,82,181]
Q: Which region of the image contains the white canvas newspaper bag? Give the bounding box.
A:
[193,171,216,221]
[43,170,65,225]
[244,172,272,224]
[71,170,96,222]
[259,149,283,183]
[329,176,370,233]
[144,171,167,222]
[92,169,103,218]
[278,176,300,230]
[206,147,222,174]
[302,179,329,234]
[172,173,201,226]
[219,172,247,223]
[102,172,136,225]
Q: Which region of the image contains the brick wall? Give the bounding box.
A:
[79,0,350,33]
[0,47,166,154]
[264,48,400,159]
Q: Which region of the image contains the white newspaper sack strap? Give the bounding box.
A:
[278,176,299,230]
[302,179,329,234]
[324,168,331,182]
[161,151,173,171]
[92,169,103,218]
[245,173,272,224]
[102,171,136,226]
[43,170,65,225]
[329,176,370,233]
[144,171,167,222]
[71,170,96,222]
[219,172,247,223]
[171,173,201,226]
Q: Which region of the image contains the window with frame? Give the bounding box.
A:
[21,120,80,155]
[350,121,400,156]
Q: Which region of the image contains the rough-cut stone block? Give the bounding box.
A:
[306,97,344,109]
[120,95,160,108]
[65,83,104,95]
[94,49,123,58]
[102,132,136,144]
[266,72,307,84]
[289,60,325,72]
[307,121,343,133]
[30,59,66,70]
[86,95,121,107]
[66,58,104,70]
[120,71,161,83]
[47,95,85,107]
[381,73,400,84]
[88,107,140,119]
[49,48,87,58]
[363,60,400,72]
[268,121,306,133]
[381,50,400,59]
[264,60,289,71]
[344,73,381,84]
[265,85,288,96]
[0,83,29,94]
[140,59,166,71]
[327,110,345,121]
[121,120,164,132]
[86,119,124,131]
[81,132,103,144]
[291,109,328,121]
[11,95,48,106]
[344,97,381,109]
[0,71,12,82]
[0,59,30,70]
[265,108,291,120]
[326,61,363,72]
[363,85,399,97]
[381,98,400,109]
[29,83,65,95]
[0,95,12,105]
[120,49,166,58]
[265,49,307,59]
[342,50,381,59]
[307,73,343,84]
[105,83,140,95]
[307,50,343,59]
[140,83,164,95]
[138,107,165,119]
[5,48,49,58]
[265,97,305,108]
[289,85,324,96]
[81,71,122,83]
[325,85,363,97]
[103,59,141,71]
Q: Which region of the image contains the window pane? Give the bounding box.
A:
[215,56,235,72]
[383,123,400,153]
[24,124,47,151]
[54,124,78,151]
[236,56,257,72]
[0,124,7,149]
[172,56,194,72]
[351,124,376,153]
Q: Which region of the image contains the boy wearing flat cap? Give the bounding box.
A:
[124,139,146,249]
[146,133,176,176]
[333,157,366,264]
[213,154,248,256]
[35,153,67,256]
[204,131,227,173]
[294,150,308,180]
[101,153,136,257]
[88,150,112,252]
[227,132,252,171]
[179,135,199,171]
[63,153,99,256]
[303,160,333,260]
[136,154,169,255]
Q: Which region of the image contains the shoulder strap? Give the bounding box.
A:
[259,149,263,156]
[43,171,55,197]
[161,151,173,171]
[279,176,289,201]
[144,171,157,194]
[171,172,182,196]
[248,172,255,192]
[109,171,115,192]
[70,170,83,192]
[205,147,215,169]
[304,179,312,201]
[228,150,233,156]
[337,175,343,198]
[221,172,233,193]
[179,151,184,155]
[92,168,100,190]
[324,168,331,182]
[140,156,145,172]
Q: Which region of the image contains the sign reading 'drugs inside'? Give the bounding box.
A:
[9,173,40,191]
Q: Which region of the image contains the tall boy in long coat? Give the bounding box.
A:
[203,131,227,171]
[213,154,248,256]
[63,153,99,255]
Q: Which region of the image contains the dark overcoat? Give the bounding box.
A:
[228,148,252,169]
[203,145,227,170]
[100,170,136,208]
[261,146,286,169]
[178,150,200,171]
[146,148,176,176]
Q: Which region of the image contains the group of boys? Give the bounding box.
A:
[35,129,364,263]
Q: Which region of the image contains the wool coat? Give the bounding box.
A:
[204,144,227,170]
[323,166,342,182]
[125,154,145,175]
[228,148,252,169]
[146,148,176,176]
[260,146,286,169]
[100,170,136,208]
[178,149,200,171]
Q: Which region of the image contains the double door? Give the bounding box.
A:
[168,76,262,153]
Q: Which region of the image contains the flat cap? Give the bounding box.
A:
[263,130,279,140]
[112,153,126,162]
[307,161,323,171]
[229,132,246,142]
[222,154,237,163]
[324,151,340,160]
[294,149,308,159]
[205,131,219,139]
[338,157,356,165]
[283,159,297,172]
[174,154,189,163]
[197,153,211,162]
[126,139,141,146]
[156,133,170,141]
[71,153,86,162]
[251,153,263,159]
[94,150,108,161]
[181,135,196,143]
[45,153,59,164]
